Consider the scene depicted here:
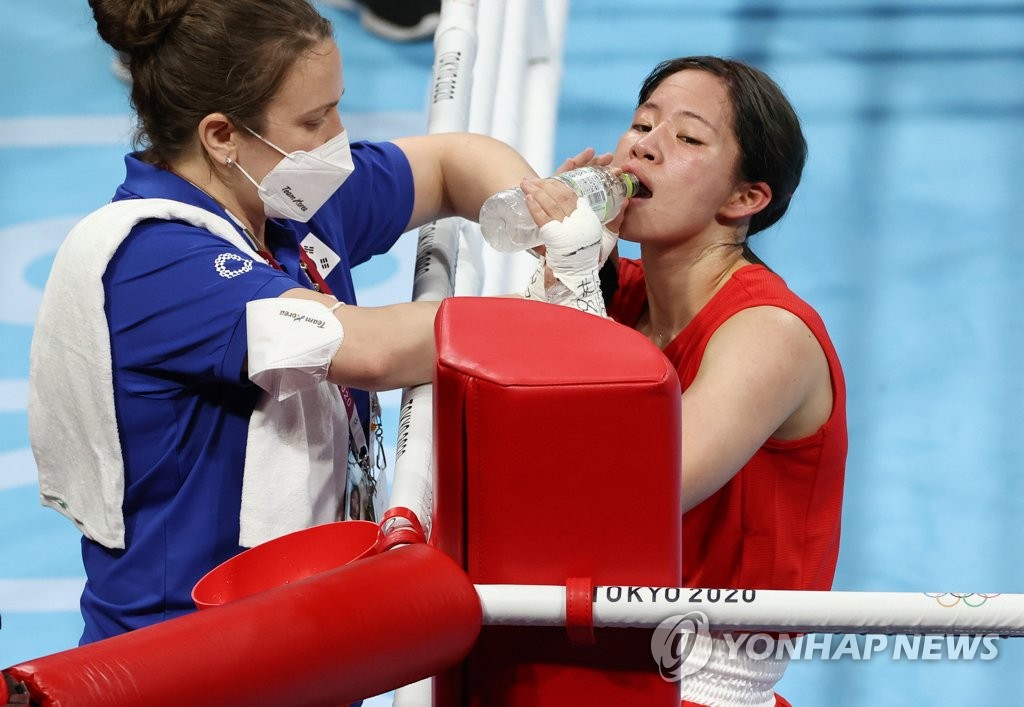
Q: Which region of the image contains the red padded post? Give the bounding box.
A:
[5,544,480,707]
[431,298,682,706]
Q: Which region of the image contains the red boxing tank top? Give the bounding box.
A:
[609,260,847,590]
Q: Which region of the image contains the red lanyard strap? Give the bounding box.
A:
[298,247,333,294]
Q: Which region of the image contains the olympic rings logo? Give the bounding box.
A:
[924,592,1001,608]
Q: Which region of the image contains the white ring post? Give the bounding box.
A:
[387,0,481,544]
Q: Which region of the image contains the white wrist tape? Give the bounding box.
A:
[540,197,604,273]
[549,271,607,317]
[523,257,549,302]
[537,197,615,317]
[521,257,584,311]
[246,297,345,401]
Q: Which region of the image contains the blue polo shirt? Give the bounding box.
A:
[79,141,414,643]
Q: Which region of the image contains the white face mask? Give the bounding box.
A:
[232,128,355,222]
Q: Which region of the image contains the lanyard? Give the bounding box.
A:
[297,246,332,294]
[340,386,383,498]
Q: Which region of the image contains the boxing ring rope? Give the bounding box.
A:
[477,586,1024,636]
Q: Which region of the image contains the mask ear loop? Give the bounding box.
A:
[226,156,265,194]
[243,125,290,158]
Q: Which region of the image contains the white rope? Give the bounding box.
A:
[387,0,481,540]
[476,585,1024,636]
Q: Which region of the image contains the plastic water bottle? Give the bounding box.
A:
[479,166,639,253]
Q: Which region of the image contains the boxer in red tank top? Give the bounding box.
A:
[519,56,846,706]
[610,259,847,594]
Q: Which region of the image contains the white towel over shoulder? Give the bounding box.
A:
[28,198,346,549]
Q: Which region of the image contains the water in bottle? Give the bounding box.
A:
[479,166,639,253]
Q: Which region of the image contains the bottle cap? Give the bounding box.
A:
[620,172,639,198]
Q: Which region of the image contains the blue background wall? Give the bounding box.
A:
[1,1,1022,704]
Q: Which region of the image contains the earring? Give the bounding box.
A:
[225,157,234,167]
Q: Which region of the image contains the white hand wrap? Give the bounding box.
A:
[246,298,345,401]
[524,197,618,317]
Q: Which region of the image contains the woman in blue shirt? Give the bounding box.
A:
[29,0,537,644]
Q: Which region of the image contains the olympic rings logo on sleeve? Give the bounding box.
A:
[924,592,1001,608]
[215,252,254,279]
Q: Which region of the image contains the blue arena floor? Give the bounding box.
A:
[2,1,1023,705]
